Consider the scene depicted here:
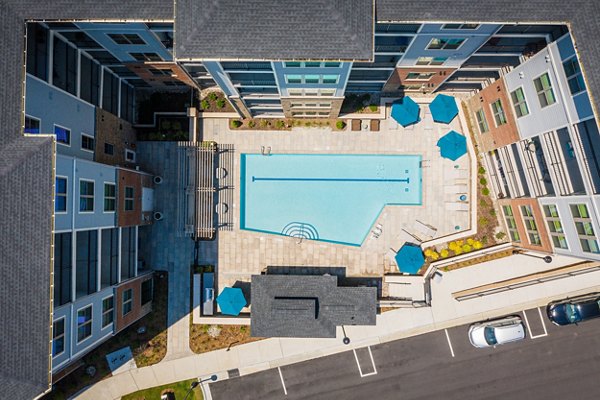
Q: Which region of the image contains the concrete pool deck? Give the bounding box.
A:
[201,97,473,292]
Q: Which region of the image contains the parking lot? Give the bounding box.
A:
[210,306,600,400]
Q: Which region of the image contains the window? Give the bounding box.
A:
[54,232,72,306]
[491,99,507,126]
[475,109,489,134]
[521,205,541,246]
[52,318,65,357]
[284,61,301,67]
[122,289,133,316]
[77,305,93,343]
[510,88,529,118]
[322,75,339,84]
[441,23,480,30]
[533,72,556,108]
[427,38,465,50]
[121,227,136,280]
[324,62,341,67]
[125,186,134,211]
[79,180,94,212]
[125,149,136,162]
[108,33,146,45]
[502,205,520,242]
[24,116,40,134]
[102,296,114,328]
[416,56,447,66]
[543,205,568,249]
[54,177,68,213]
[304,62,321,67]
[129,52,162,62]
[101,228,119,288]
[405,72,435,81]
[285,74,302,84]
[141,279,153,306]
[570,204,599,253]
[81,134,95,152]
[104,183,116,212]
[563,57,586,95]
[148,67,171,76]
[104,142,115,155]
[54,125,70,145]
[76,230,98,298]
[305,74,319,84]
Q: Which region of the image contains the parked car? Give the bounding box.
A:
[546,292,600,326]
[468,316,526,348]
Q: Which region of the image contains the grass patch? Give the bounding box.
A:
[122,379,202,400]
[190,323,262,354]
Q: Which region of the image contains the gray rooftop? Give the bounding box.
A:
[0,135,54,400]
[175,0,375,61]
[251,275,377,338]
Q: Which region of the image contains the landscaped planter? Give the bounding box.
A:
[229,118,347,131]
[200,91,235,113]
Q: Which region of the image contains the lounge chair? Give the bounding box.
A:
[414,220,437,239]
[444,168,469,180]
[445,202,469,211]
[443,184,468,194]
[370,119,380,132]
[351,119,361,131]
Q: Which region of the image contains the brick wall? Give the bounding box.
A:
[500,198,553,253]
[95,108,137,167]
[383,67,457,93]
[117,168,142,227]
[114,273,153,334]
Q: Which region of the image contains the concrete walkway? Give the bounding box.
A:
[76,253,600,399]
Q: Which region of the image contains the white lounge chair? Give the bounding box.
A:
[414,220,437,239]
[445,202,469,211]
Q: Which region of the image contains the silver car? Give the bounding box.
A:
[468,316,526,348]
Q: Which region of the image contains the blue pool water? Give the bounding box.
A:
[240,154,422,246]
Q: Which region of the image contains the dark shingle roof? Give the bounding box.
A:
[175,0,374,61]
[0,135,54,400]
[251,275,377,338]
[376,0,600,124]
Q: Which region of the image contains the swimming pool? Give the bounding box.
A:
[240,154,422,246]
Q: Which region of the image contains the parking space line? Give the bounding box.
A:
[522,308,548,339]
[353,347,378,377]
[277,367,287,395]
[444,329,455,357]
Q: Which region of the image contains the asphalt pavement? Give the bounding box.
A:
[209,306,600,400]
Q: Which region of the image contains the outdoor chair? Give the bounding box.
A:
[370,119,380,132]
[414,220,437,240]
[351,119,361,131]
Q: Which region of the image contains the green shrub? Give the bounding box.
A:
[369,104,378,112]
[479,199,488,207]
[248,120,256,128]
[336,120,346,130]
[478,166,486,174]
[276,120,286,129]
[230,120,242,129]
[481,187,490,196]
[478,217,489,227]
[495,232,506,240]
[489,208,496,216]
[260,119,270,128]
[216,98,226,109]
[479,178,487,185]
[207,92,218,101]
[201,99,210,110]
[305,121,312,127]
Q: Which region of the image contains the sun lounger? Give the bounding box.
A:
[351,119,361,131]
[414,220,437,239]
[445,202,469,211]
[370,119,380,132]
[443,184,468,194]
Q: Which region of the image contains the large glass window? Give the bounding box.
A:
[101,228,119,288]
[80,55,100,106]
[102,70,120,116]
[81,134,95,152]
[54,232,72,306]
[416,56,447,66]
[491,99,507,126]
[55,177,67,213]
[543,205,568,249]
[121,227,136,280]
[25,116,41,134]
[79,180,94,212]
[52,318,65,357]
[475,109,489,134]
[129,52,162,62]
[108,33,146,45]
[563,57,586,95]
[26,23,49,81]
[570,204,599,253]
[52,36,77,95]
[104,183,116,212]
[125,186,134,211]
[122,289,133,316]
[76,230,98,299]
[77,305,93,342]
[520,205,541,246]
[427,38,465,50]
[54,125,70,145]
[102,296,114,328]
[441,23,479,30]
[533,72,556,108]
[502,205,520,242]
[141,279,153,306]
[510,87,529,118]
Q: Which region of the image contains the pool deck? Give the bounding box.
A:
[201,97,472,293]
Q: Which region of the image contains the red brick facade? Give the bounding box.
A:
[499,198,553,253]
[114,273,153,333]
[383,67,457,93]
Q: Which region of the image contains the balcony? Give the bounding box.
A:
[571,119,600,194]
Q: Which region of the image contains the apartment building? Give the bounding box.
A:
[469,34,600,261]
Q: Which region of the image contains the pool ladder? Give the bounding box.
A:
[261,146,271,156]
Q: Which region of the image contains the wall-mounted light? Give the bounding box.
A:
[545,54,551,63]
[518,71,524,79]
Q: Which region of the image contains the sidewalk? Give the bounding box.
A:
[76,253,600,399]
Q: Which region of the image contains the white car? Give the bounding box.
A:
[468,316,526,348]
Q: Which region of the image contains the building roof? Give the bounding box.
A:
[250,275,377,338]
[0,135,55,400]
[174,0,375,61]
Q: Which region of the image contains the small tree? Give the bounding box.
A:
[336,120,346,130]
[248,120,256,128]
[369,104,378,112]
[201,99,210,110]
[207,92,218,101]
[481,187,490,196]
[216,98,226,109]
[276,120,286,129]
[230,120,242,129]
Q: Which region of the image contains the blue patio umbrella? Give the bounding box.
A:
[390,96,421,127]
[216,287,247,316]
[395,243,425,274]
[429,93,459,124]
[437,130,467,161]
